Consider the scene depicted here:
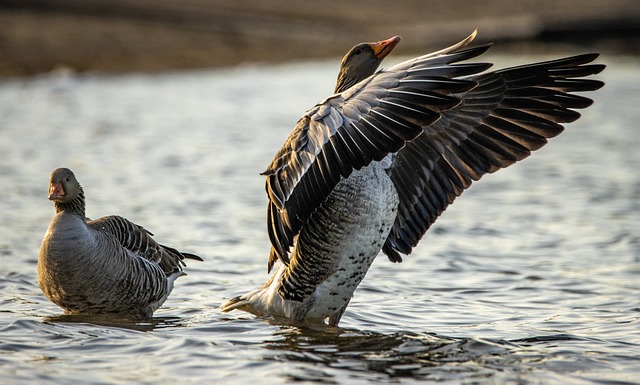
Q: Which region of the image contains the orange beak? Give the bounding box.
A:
[369,36,401,59]
[48,182,65,200]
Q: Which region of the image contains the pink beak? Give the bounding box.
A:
[48,183,65,200]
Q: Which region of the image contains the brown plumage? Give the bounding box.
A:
[221,31,605,326]
[39,168,202,318]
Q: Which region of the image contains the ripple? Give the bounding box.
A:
[0,57,638,385]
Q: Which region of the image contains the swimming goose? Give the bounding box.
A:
[39,168,202,318]
[221,31,605,326]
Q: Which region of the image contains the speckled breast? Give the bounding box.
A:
[280,162,399,320]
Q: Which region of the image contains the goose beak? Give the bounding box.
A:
[48,183,65,200]
[369,36,401,59]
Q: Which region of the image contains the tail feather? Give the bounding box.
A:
[220,295,250,313]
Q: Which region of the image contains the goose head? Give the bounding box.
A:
[48,168,81,203]
[334,35,401,93]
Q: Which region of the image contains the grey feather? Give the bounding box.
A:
[39,168,202,318]
[221,31,604,326]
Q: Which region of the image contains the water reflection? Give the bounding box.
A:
[43,314,186,332]
[264,325,522,382]
[0,57,637,385]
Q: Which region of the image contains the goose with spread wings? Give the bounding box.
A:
[39,168,203,318]
[221,31,604,326]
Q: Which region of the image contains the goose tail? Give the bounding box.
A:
[220,295,250,312]
[220,286,271,314]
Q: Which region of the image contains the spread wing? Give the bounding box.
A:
[382,54,605,261]
[263,31,494,271]
[88,215,202,275]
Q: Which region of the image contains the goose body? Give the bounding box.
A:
[226,162,398,324]
[39,168,202,318]
[221,31,605,326]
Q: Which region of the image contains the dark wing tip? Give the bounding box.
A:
[570,53,602,66]
[587,79,606,91]
[267,247,284,273]
[382,241,403,263]
[183,252,204,262]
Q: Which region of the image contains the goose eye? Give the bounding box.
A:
[65,177,69,182]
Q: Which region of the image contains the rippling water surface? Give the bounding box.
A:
[0,53,638,385]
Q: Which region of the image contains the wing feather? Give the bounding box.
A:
[88,216,202,275]
[383,54,604,260]
[264,33,488,269]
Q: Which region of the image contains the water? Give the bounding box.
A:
[0,53,638,385]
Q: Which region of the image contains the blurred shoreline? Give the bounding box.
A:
[1,0,638,77]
